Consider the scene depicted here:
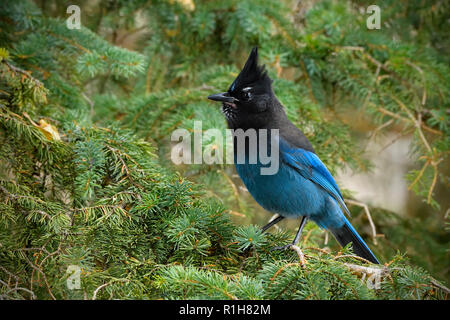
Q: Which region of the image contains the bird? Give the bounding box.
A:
[207,47,379,264]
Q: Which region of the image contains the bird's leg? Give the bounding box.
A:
[261,214,285,233]
[272,216,308,251]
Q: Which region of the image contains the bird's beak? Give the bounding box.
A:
[208,92,238,108]
[208,92,235,103]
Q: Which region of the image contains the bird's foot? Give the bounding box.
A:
[272,244,307,267]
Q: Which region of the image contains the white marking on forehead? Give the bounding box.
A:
[242,87,252,92]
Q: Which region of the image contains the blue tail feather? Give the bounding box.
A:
[329,218,379,264]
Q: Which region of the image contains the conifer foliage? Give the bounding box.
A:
[0,0,448,299]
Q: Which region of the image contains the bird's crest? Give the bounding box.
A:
[228,47,272,94]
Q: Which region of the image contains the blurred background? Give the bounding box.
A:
[1,0,449,284]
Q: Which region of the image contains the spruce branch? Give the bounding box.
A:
[2,59,43,87]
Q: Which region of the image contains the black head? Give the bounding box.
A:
[208,47,275,129]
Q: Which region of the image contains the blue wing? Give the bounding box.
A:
[279,138,351,217]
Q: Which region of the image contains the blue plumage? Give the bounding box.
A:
[279,138,351,218]
[235,136,379,263]
[235,137,346,229]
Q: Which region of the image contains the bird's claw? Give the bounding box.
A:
[272,244,308,266]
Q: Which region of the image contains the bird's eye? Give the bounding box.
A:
[241,87,252,101]
[242,91,251,101]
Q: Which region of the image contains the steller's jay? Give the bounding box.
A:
[208,47,379,264]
